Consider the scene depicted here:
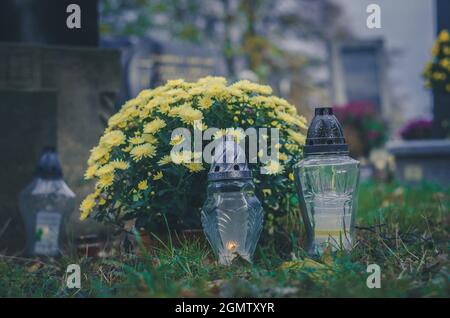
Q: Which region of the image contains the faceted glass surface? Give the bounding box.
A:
[201,180,264,265]
[296,155,360,254]
[19,178,75,256]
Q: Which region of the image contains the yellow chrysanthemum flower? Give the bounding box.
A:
[100,130,126,147]
[171,150,192,164]
[287,129,306,145]
[97,173,114,189]
[170,134,185,146]
[153,171,163,180]
[279,153,288,161]
[96,163,115,176]
[143,118,166,134]
[439,30,450,42]
[108,112,126,128]
[129,135,145,145]
[138,180,148,190]
[444,46,450,55]
[289,173,295,181]
[111,160,129,170]
[197,76,227,86]
[84,165,97,180]
[262,160,284,175]
[158,102,170,114]
[80,193,97,220]
[231,80,272,95]
[178,106,203,125]
[198,96,214,109]
[88,146,109,165]
[168,105,184,117]
[166,79,186,87]
[285,143,300,152]
[213,129,226,139]
[142,133,158,144]
[227,127,246,142]
[130,143,156,161]
[193,120,208,131]
[251,95,275,108]
[158,155,172,166]
[184,162,204,172]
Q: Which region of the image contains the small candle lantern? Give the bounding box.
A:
[201,137,264,265]
[295,107,360,254]
[19,147,75,256]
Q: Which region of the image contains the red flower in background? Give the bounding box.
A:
[400,118,433,140]
[333,101,387,157]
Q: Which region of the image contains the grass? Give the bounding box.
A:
[0,181,448,298]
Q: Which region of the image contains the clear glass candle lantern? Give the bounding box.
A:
[295,107,360,254]
[19,147,75,256]
[201,138,264,265]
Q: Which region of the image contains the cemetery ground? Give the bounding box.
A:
[0,181,448,298]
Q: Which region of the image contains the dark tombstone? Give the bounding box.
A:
[0,0,120,253]
[0,43,121,253]
[432,0,450,138]
[0,0,98,46]
[102,37,224,107]
[0,91,57,252]
[436,0,450,31]
[329,39,387,115]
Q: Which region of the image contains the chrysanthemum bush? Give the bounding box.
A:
[423,29,450,93]
[80,77,307,239]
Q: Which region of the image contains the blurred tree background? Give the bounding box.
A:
[100,0,351,110]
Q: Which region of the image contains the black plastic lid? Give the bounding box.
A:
[303,107,349,156]
[208,136,252,181]
[35,147,63,179]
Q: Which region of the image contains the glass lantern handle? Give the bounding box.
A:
[294,167,314,253]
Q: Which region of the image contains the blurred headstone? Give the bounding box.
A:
[436,0,450,31]
[0,0,98,46]
[101,37,224,107]
[0,0,120,253]
[329,39,389,117]
[387,140,450,188]
[433,0,450,138]
[0,91,57,252]
[0,43,121,253]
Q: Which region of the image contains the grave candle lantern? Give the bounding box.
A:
[295,107,360,254]
[19,147,75,256]
[201,137,264,265]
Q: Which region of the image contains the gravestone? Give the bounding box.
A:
[387,140,450,188]
[432,0,450,138]
[0,43,121,253]
[0,90,57,252]
[329,39,388,116]
[0,0,98,46]
[387,0,450,187]
[102,37,224,107]
[0,0,121,253]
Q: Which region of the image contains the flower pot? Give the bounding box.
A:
[433,90,450,138]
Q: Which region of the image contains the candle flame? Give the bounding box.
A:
[226,240,238,252]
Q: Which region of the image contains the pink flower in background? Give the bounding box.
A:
[332,101,386,157]
[400,118,433,140]
[367,131,379,140]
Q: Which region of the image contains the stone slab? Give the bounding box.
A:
[387,139,450,188]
